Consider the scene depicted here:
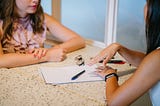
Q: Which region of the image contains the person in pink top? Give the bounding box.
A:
[0,0,85,68]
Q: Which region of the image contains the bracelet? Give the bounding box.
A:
[105,73,118,81]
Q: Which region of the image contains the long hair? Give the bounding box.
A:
[0,0,44,40]
[146,0,160,54]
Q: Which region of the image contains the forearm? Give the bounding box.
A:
[102,69,119,105]
[116,43,145,66]
[106,77,119,100]
[0,53,47,68]
[54,36,85,53]
[45,14,85,53]
[106,50,160,106]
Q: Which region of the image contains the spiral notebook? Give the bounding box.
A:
[39,65,103,85]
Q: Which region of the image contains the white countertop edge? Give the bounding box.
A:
[85,39,106,49]
[45,38,106,49]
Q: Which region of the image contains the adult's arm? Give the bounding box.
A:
[89,43,145,67]
[117,43,146,66]
[97,49,160,106]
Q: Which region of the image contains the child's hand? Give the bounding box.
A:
[27,48,48,59]
[45,48,66,62]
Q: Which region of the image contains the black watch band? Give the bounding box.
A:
[105,73,118,81]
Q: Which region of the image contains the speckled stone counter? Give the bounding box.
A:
[0,44,135,106]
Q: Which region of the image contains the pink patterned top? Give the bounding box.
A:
[0,16,47,54]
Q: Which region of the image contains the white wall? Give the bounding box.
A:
[41,0,147,52]
[117,0,146,52]
[61,0,106,42]
[41,0,52,15]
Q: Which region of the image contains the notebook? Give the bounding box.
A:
[39,65,103,85]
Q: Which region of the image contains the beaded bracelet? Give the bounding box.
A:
[105,73,119,82]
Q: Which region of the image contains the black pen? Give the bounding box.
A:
[107,60,125,64]
[71,70,86,80]
[99,59,125,64]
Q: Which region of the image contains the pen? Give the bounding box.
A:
[99,59,125,64]
[71,70,86,80]
[107,60,125,64]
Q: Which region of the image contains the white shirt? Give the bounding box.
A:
[149,81,160,106]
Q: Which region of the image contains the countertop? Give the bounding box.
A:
[0,43,135,106]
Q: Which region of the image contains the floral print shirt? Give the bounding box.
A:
[0,16,46,53]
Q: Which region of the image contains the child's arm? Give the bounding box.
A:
[44,13,85,53]
[0,44,66,68]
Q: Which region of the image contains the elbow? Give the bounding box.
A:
[80,38,86,48]
[0,54,11,68]
[0,59,3,68]
[0,55,3,68]
[0,64,2,68]
[76,36,86,49]
[65,36,86,53]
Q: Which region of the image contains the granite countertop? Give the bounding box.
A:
[0,44,135,106]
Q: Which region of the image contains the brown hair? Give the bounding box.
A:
[0,0,45,40]
[145,0,160,53]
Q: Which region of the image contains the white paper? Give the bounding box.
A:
[39,65,103,85]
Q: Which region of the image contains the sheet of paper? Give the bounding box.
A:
[39,65,103,85]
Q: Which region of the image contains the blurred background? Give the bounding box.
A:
[41,0,146,52]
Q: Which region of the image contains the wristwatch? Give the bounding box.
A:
[105,73,118,81]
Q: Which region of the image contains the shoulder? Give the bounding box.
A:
[44,13,57,23]
[148,49,160,58]
[44,14,61,29]
[143,49,160,75]
[145,49,160,64]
